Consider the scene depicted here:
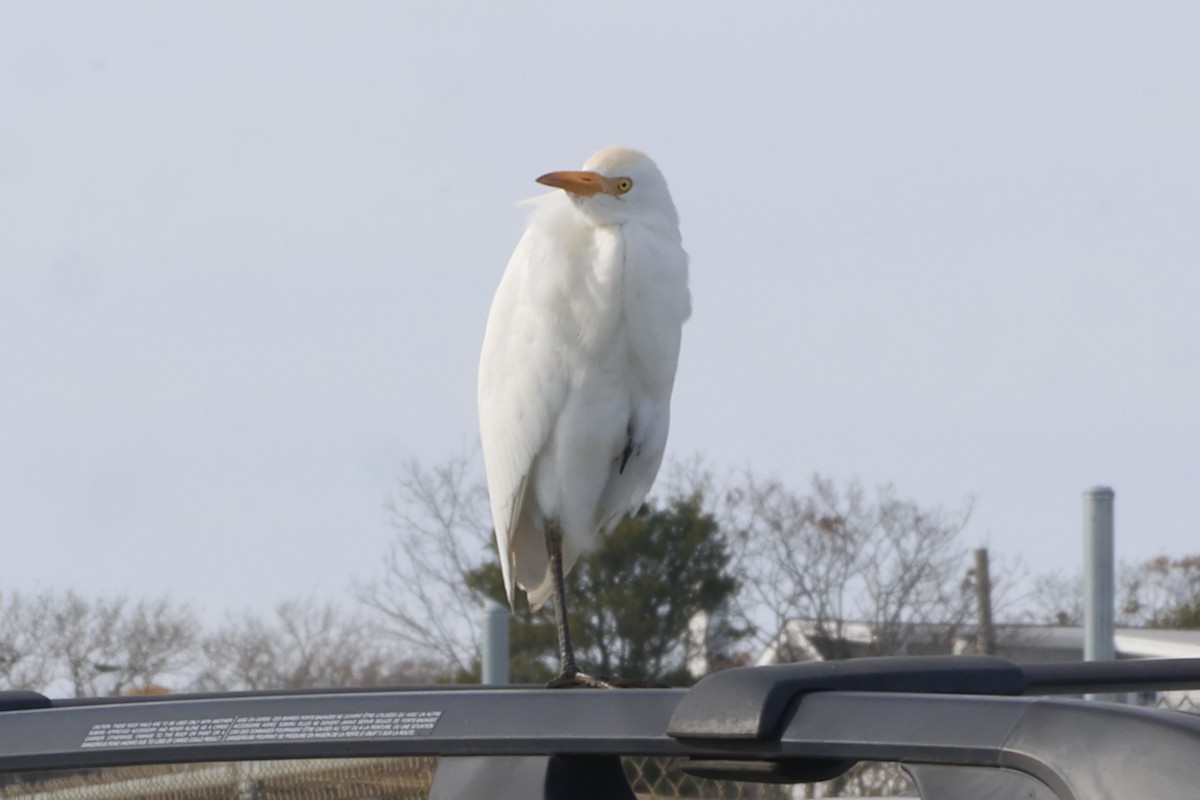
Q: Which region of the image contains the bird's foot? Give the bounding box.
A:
[546,670,667,689]
[547,669,615,689]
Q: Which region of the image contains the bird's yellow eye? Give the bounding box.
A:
[614,177,633,195]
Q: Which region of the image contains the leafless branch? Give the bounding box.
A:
[353,454,493,674]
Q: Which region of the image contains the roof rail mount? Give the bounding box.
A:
[0,691,52,713]
[669,655,1024,740]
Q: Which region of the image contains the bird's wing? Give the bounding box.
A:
[478,196,577,607]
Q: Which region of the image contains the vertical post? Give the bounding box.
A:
[1083,486,1115,700]
[481,602,509,685]
[973,548,995,655]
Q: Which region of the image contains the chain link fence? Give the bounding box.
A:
[0,758,435,800]
[0,757,914,800]
[1153,691,1200,714]
[623,758,914,798]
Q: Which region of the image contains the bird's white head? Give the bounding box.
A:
[536,146,679,232]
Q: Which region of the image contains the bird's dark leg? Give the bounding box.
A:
[545,521,611,689]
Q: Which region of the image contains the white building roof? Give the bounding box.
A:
[758,619,1200,665]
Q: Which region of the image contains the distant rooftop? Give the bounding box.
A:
[758,619,1200,665]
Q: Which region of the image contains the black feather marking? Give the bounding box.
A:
[619,420,635,474]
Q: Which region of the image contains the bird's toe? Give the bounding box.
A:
[546,670,614,689]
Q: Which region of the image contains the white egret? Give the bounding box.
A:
[478,146,691,687]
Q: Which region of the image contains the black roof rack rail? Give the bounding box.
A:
[1,655,1199,800]
[0,691,51,713]
[669,654,1200,740]
[1022,656,1200,695]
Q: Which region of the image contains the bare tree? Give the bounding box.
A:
[354,456,494,675]
[63,594,196,696]
[724,473,975,661]
[113,596,197,694]
[862,488,975,654]
[193,596,446,691]
[1119,554,1200,628]
[0,592,54,691]
[0,592,197,696]
[1022,570,1085,626]
[1023,555,1200,630]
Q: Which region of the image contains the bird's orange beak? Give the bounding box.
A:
[536,170,608,197]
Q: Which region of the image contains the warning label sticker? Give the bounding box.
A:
[81,711,442,749]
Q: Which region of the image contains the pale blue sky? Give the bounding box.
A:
[2,2,1198,615]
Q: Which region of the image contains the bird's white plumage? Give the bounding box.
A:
[478,146,691,611]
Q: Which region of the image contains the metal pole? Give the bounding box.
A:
[1083,487,1115,700]
[481,602,510,685]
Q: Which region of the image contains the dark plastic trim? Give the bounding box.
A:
[430,755,635,800]
[764,690,1200,799]
[0,692,51,712]
[1021,657,1200,695]
[668,655,1023,739]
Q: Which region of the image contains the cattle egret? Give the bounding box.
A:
[478,146,691,687]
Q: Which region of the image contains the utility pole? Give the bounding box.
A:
[973,548,996,655]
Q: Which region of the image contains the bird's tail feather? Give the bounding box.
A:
[524,578,554,613]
